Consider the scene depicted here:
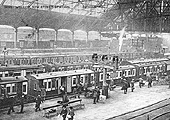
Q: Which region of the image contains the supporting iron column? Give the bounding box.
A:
[99,32,102,41]
[35,28,39,48]
[14,28,18,48]
[54,29,58,42]
[86,31,89,43]
[72,31,74,47]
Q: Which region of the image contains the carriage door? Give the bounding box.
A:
[57,77,61,94]
[17,82,22,96]
[67,76,72,93]
[72,76,77,87]
[80,75,85,85]
[61,76,67,91]
[91,74,94,85]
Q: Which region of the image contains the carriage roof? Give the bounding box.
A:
[118,65,135,70]
[0,65,44,72]
[0,76,27,85]
[129,58,168,64]
[31,69,94,80]
[54,62,92,67]
[134,61,165,67]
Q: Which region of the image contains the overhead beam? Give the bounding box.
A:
[1,0,6,5]
[28,0,38,8]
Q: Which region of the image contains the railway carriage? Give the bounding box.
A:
[97,58,168,86]
[113,65,136,84]
[0,76,28,97]
[0,65,45,77]
[0,76,28,108]
[27,69,94,97]
[130,58,168,79]
[0,55,31,66]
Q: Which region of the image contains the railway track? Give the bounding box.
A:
[106,98,170,120]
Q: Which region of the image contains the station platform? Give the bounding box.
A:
[1,82,170,120]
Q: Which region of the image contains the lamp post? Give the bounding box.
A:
[2,47,8,66]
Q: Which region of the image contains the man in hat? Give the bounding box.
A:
[35,95,41,112]
[7,96,15,114]
[130,79,135,92]
[147,76,153,88]
[122,79,128,94]
[139,78,144,88]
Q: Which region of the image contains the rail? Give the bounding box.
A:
[106,98,170,120]
[151,111,170,120]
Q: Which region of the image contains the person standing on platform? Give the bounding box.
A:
[7,96,15,114]
[122,79,128,94]
[35,95,41,112]
[148,76,153,88]
[93,89,97,104]
[41,87,46,103]
[60,85,66,100]
[62,92,69,104]
[76,84,82,99]
[139,78,144,88]
[19,94,25,113]
[67,106,75,120]
[130,79,135,92]
[96,87,100,102]
[60,105,68,120]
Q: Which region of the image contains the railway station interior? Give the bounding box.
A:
[1,0,170,120]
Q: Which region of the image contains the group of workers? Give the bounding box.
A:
[121,73,155,94]
[60,105,75,120]
[7,93,25,115]
[7,93,43,115]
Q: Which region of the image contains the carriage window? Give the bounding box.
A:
[120,71,122,77]
[128,71,131,75]
[91,75,94,80]
[23,85,26,92]
[148,68,150,72]
[132,69,134,75]
[58,67,61,71]
[107,74,110,79]
[7,86,10,93]
[73,78,76,85]
[101,74,103,80]
[9,60,12,64]
[139,68,142,75]
[144,67,147,74]
[12,84,16,92]
[80,77,83,83]
[5,73,8,77]
[124,71,127,76]
[44,82,47,89]
[52,80,55,88]
[133,69,135,75]
[48,81,51,89]
[34,84,37,90]
[14,72,21,76]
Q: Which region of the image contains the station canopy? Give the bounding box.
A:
[0,0,152,33]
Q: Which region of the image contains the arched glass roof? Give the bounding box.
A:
[1,0,117,17]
